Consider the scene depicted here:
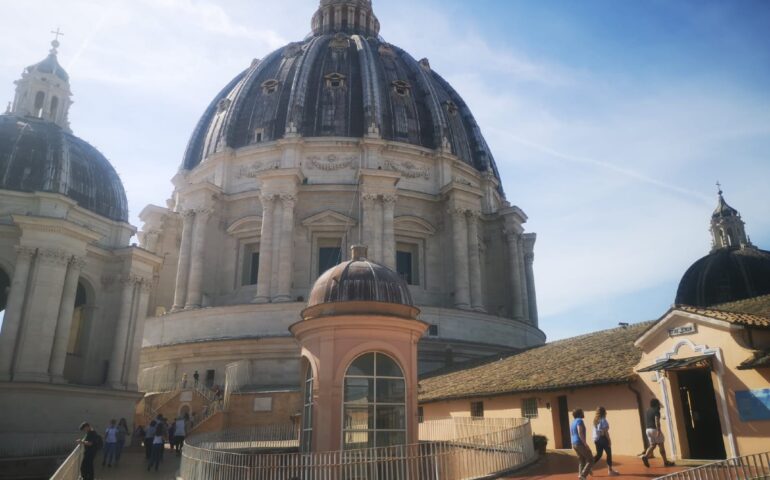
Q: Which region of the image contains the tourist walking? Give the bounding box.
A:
[571,409,594,480]
[174,413,190,455]
[145,420,157,460]
[642,398,675,467]
[78,422,98,480]
[114,418,129,466]
[148,420,166,471]
[102,419,119,467]
[593,407,619,476]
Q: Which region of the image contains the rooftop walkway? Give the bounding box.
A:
[91,447,179,480]
[507,451,684,480]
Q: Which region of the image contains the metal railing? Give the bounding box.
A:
[49,444,83,480]
[180,417,535,480]
[655,452,770,480]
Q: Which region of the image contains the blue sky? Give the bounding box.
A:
[1,0,769,340]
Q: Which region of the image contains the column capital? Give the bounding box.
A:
[260,193,277,205]
[181,209,197,219]
[14,245,37,259]
[69,256,87,270]
[504,229,521,243]
[382,194,397,205]
[37,248,71,267]
[448,206,469,218]
[279,193,297,205]
[362,193,379,203]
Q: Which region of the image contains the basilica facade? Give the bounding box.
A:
[137,0,544,399]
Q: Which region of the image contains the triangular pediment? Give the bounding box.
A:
[301,210,356,228]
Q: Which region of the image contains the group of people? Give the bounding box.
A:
[76,418,129,480]
[570,399,675,479]
[140,413,192,471]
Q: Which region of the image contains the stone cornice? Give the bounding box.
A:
[11,215,103,243]
[0,381,143,399]
[112,246,164,267]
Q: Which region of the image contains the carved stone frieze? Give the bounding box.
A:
[37,248,71,267]
[14,245,37,259]
[452,176,476,188]
[306,154,356,171]
[236,160,280,179]
[385,159,430,179]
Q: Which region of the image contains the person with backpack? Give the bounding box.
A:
[148,420,166,471]
[78,422,100,480]
[102,419,119,467]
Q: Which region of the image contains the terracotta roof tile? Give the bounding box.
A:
[418,322,653,404]
[675,304,770,328]
[713,294,770,317]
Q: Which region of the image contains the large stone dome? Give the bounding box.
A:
[0,114,128,222]
[676,247,770,308]
[182,1,501,187]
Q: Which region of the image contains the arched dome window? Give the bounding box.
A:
[343,352,406,450]
[50,96,59,118]
[66,282,88,356]
[261,79,280,95]
[301,363,314,452]
[34,91,45,116]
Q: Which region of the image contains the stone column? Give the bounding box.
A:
[270,200,283,298]
[362,194,377,254]
[518,238,531,322]
[254,195,275,304]
[467,212,485,312]
[274,195,296,302]
[522,233,539,326]
[451,209,471,310]
[108,276,138,388]
[0,246,36,381]
[125,280,152,391]
[185,209,211,309]
[504,231,525,320]
[382,195,397,270]
[172,211,195,311]
[13,248,71,383]
[49,256,85,383]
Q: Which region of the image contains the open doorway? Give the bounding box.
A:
[675,368,726,460]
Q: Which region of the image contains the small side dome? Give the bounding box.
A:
[676,247,770,307]
[307,245,413,308]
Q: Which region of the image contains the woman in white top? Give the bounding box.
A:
[593,407,619,476]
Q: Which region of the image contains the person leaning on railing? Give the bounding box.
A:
[77,422,98,480]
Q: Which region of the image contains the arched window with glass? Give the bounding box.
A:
[343,352,406,450]
[301,364,314,452]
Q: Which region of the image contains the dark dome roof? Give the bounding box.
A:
[676,247,770,307]
[26,51,69,82]
[307,257,413,308]
[0,115,128,222]
[182,34,502,186]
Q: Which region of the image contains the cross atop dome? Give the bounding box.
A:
[311,0,380,37]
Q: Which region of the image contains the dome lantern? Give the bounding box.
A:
[710,184,751,251]
[10,33,73,132]
[311,0,380,37]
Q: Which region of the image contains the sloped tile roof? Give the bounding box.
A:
[713,294,770,317]
[418,322,653,404]
[675,304,770,328]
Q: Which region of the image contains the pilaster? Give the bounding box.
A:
[467,212,485,312]
[0,246,36,381]
[382,195,397,270]
[254,195,276,304]
[172,210,195,311]
[49,256,86,383]
[184,208,212,309]
[274,194,297,302]
[450,208,471,310]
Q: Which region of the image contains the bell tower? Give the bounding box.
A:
[710,184,751,251]
[9,31,73,132]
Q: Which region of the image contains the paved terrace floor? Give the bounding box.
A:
[507,451,685,480]
[90,447,179,480]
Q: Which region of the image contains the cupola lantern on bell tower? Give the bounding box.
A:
[9,31,73,132]
[710,183,752,251]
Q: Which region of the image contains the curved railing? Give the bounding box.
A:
[180,418,536,480]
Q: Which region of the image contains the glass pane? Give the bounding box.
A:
[376,354,403,378]
[249,252,259,285]
[376,405,405,430]
[319,247,342,275]
[344,431,374,450]
[343,406,374,430]
[344,378,373,403]
[302,408,312,429]
[301,432,312,452]
[376,379,405,403]
[396,251,412,285]
[376,431,405,448]
[347,354,375,376]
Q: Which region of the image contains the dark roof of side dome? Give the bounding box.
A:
[307,258,413,308]
[180,35,502,188]
[0,114,128,222]
[27,52,69,82]
[675,247,770,308]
